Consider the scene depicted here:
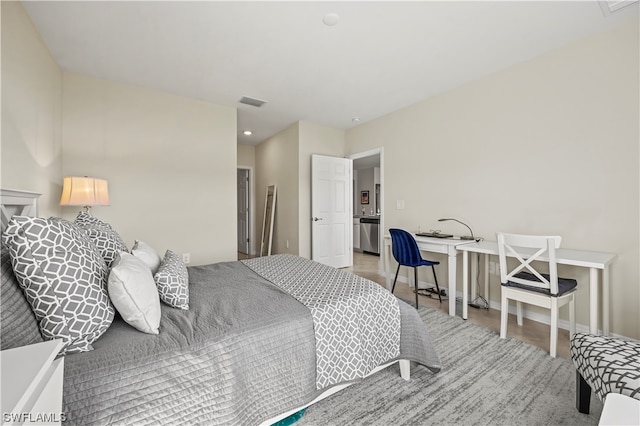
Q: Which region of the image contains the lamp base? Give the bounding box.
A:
[460,235,475,240]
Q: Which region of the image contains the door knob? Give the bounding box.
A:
[312,217,323,221]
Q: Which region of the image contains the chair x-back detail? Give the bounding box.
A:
[389,228,441,309]
[497,232,577,357]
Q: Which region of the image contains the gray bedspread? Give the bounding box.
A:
[61,257,440,425]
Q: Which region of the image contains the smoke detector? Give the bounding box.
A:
[323,13,340,26]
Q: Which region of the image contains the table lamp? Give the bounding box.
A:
[60,176,110,214]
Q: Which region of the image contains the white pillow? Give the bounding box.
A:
[131,240,162,274]
[108,252,161,334]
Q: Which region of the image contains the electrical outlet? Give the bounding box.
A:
[182,253,191,264]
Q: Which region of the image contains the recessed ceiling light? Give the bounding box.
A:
[352,117,361,124]
[323,13,340,26]
[243,130,252,136]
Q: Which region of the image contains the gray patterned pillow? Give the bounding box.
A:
[2,216,114,355]
[74,211,128,267]
[0,243,44,350]
[154,250,189,310]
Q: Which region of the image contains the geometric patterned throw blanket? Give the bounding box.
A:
[242,254,401,390]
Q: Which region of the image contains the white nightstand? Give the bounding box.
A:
[1,340,64,425]
[599,393,640,426]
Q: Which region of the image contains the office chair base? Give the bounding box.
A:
[415,288,445,304]
[416,287,446,297]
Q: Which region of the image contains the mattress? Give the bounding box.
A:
[57,256,440,425]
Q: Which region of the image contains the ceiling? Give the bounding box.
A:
[22,1,639,146]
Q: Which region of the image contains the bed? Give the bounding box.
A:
[0,189,440,425]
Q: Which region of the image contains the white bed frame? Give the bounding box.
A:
[0,189,41,231]
[0,188,412,425]
[260,359,410,425]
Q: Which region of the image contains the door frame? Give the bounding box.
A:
[237,166,255,256]
[348,147,384,260]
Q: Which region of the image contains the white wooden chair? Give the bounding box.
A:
[497,232,576,357]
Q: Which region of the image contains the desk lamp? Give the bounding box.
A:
[438,218,475,240]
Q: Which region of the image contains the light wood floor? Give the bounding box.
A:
[345,251,571,359]
[237,251,570,359]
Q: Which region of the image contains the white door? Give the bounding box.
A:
[311,155,352,268]
[237,168,250,254]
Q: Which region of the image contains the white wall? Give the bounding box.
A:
[346,19,639,339]
[1,2,62,218]
[255,123,300,255]
[357,168,375,216]
[253,121,345,258]
[237,144,255,169]
[62,73,237,265]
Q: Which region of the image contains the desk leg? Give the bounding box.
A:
[448,252,457,317]
[462,251,468,320]
[603,266,610,336]
[484,254,490,304]
[589,268,598,334]
[470,253,478,303]
[384,241,392,292]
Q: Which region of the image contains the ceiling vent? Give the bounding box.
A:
[239,96,267,108]
[599,0,638,15]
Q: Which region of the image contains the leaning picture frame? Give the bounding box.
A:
[361,190,369,204]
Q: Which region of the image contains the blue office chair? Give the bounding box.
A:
[389,228,441,308]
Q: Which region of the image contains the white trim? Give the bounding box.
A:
[258,359,408,426]
[1,189,41,230]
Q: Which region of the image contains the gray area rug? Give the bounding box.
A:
[299,305,603,425]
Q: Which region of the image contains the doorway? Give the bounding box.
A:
[349,148,383,259]
[237,167,253,255]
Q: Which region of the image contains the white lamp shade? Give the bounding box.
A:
[60,177,110,207]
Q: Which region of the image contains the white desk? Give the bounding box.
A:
[457,240,617,334]
[383,235,475,316]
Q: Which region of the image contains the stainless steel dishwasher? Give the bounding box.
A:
[360,217,380,255]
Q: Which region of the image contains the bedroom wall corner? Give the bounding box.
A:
[1,1,63,218]
[254,123,300,256]
[61,72,237,265]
